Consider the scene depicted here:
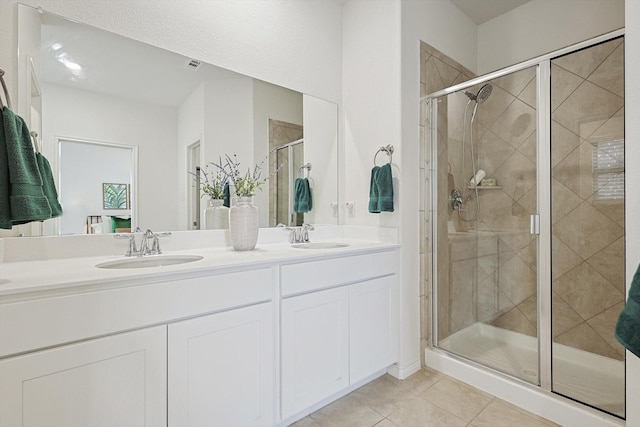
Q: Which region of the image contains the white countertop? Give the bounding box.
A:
[0,239,399,299]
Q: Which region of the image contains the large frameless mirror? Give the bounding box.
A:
[15,4,338,236]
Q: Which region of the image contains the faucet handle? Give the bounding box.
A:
[115,233,137,256]
[150,231,172,255]
[301,224,314,242]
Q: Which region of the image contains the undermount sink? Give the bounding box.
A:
[291,242,350,249]
[96,255,204,269]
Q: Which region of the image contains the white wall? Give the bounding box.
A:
[202,77,254,214]
[343,0,420,375]
[303,94,338,225]
[253,79,303,227]
[177,83,205,231]
[42,83,179,232]
[478,0,625,74]
[342,0,476,378]
[625,0,639,424]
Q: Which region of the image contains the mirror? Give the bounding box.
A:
[17,4,338,236]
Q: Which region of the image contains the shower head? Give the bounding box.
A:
[463,90,476,101]
[463,84,493,104]
[476,84,493,104]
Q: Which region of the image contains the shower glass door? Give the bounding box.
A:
[275,141,304,226]
[550,37,625,418]
[432,65,540,385]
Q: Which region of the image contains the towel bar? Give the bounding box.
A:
[0,67,12,110]
[30,132,41,153]
[298,162,312,178]
[374,144,394,166]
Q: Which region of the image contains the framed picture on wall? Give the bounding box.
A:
[102,183,129,209]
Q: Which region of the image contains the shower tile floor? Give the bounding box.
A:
[290,368,561,427]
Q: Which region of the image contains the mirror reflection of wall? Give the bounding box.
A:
[58,139,135,235]
[16,4,339,236]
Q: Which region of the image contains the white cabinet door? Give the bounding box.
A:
[0,326,167,427]
[168,302,274,427]
[281,286,349,419]
[349,275,398,384]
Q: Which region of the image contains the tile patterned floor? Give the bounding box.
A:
[290,368,561,427]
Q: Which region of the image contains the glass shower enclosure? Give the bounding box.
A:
[425,34,625,418]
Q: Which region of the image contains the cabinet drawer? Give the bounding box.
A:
[281,250,395,296]
[0,268,273,358]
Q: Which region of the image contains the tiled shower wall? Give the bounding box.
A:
[419,42,475,358]
[551,38,625,360]
[420,37,625,361]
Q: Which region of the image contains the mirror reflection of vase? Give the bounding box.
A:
[229,197,259,251]
[205,199,229,230]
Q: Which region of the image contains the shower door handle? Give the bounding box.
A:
[530,214,540,235]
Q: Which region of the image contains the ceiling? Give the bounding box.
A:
[450,0,533,24]
[40,13,246,108]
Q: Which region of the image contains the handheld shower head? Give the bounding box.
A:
[463,84,493,104]
[475,84,493,104]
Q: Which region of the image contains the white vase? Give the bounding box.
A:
[204,199,229,230]
[229,196,259,250]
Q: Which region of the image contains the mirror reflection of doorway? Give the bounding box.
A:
[276,140,304,226]
[269,119,303,227]
[58,138,136,235]
[187,141,201,230]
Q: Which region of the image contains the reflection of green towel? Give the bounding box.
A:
[36,153,63,218]
[1,107,51,225]
[616,263,640,358]
[293,178,312,213]
[368,163,394,213]
[223,183,231,208]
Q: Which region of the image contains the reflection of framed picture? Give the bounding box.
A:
[103,183,129,209]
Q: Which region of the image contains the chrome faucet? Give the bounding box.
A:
[115,229,172,256]
[300,223,314,242]
[277,223,314,243]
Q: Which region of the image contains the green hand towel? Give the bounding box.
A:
[2,107,51,224]
[616,263,640,358]
[376,163,394,212]
[368,166,381,213]
[0,108,12,229]
[36,152,63,218]
[293,177,312,213]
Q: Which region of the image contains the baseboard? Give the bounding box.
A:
[387,358,421,379]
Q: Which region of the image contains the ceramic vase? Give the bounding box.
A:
[204,199,229,230]
[229,196,259,250]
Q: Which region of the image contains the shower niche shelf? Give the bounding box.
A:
[467,186,503,190]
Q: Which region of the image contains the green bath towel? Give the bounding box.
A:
[1,107,51,225]
[293,177,312,213]
[36,152,63,218]
[368,166,381,213]
[616,263,640,358]
[0,109,11,229]
[369,163,394,213]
